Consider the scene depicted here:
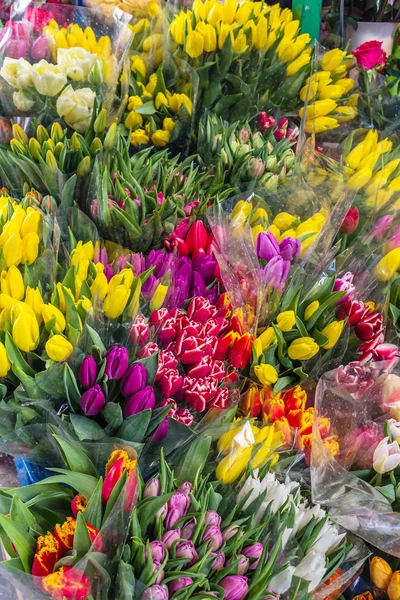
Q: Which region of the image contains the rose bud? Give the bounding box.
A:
[164,492,191,529]
[123,386,155,417]
[158,369,183,397]
[175,541,198,566]
[78,355,98,389]
[202,526,223,551]
[211,551,225,571]
[177,482,192,494]
[186,221,208,255]
[144,478,161,498]
[220,575,248,600]
[105,345,129,379]
[227,555,250,576]
[120,363,147,397]
[169,577,193,594]
[340,206,359,234]
[146,541,165,564]
[279,237,300,261]
[181,518,196,540]
[80,385,105,416]
[205,510,221,527]
[162,528,181,549]
[242,542,264,569]
[141,584,169,600]
[222,525,240,543]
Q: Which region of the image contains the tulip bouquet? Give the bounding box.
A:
[197,113,297,193]
[368,555,400,599]
[0,435,138,600]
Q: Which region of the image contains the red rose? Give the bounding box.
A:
[353,40,387,70]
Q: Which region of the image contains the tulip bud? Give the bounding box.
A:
[211,551,225,571]
[181,518,196,540]
[165,492,191,529]
[205,510,221,527]
[141,584,169,600]
[88,60,104,86]
[90,137,103,155]
[123,385,155,417]
[10,139,25,155]
[238,128,250,144]
[265,155,277,172]
[30,35,49,60]
[220,576,248,600]
[54,142,64,160]
[94,108,107,134]
[146,541,165,564]
[144,478,161,498]
[105,345,129,380]
[169,578,193,594]
[71,132,81,151]
[175,541,198,566]
[242,543,263,569]
[42,139,55,155]
[388,571,400,600]
[12,123,28,145]
[80,384,106,416]
[37,124,49,144]
[202,526,223,551]
[177,481,192,494]
[45,150,58,173]
[186,221,208,255]
[78,355,98,389]
[248,157,265,179]
[51,122,64,144]
[77,156,91,177]
[104,123,117,150]
[370,556,392,590]
[120,363,147,397]
[222,525,240,543]
[340,206,360,234]
[28,137,42,161]
[227,555,250,576]
[162,528,181,549]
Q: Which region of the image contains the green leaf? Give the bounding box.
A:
[138,352,159,386]
[0,514,36,572]
[61,174,77,208]
[176,434,211,486]
[73,511,92,559]
[102,471,127,525]
[64,364,81,412]
[102,402,123,433]
[86,325,106,354]
[10,496,36,532]
[5,332,35,377]
[273,376,295,394]
[40,470,98,498]
[52,434,97,477]
[376,484,396,503]
[312,329,329,347]
[116,561,136,599]
[116,410,151,443]
[135,102,157,115]
[138,493,173,537]
[84,477,103,531]
[70,414,106,442]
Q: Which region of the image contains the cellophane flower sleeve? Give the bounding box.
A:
[311,359,400,556]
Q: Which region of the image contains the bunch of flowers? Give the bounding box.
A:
[300,48,356,134]
[197,113,297,193]
[125,60,194,150]
[169,0,313,121]
[369,556,400,600]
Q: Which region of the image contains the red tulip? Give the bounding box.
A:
[42,566,91,600]
[228,333,253,369]
[32,531,60,577]
[185,221,208,255]
[102,450,137,507]
[340,207,359,234]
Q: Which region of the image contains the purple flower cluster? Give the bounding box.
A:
[256,232,300,291]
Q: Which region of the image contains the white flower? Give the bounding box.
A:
[294,551,326,591]
[0,57,33,89]
[56,85,96,133]
[388,418,400,441]
[297,503,326,533]
[57,47,97,81]
[13,91,35,111]
[381,374,400,418]
[31,60,67,97]
[269,566,295,594]
[373,436,400,474]
[308,521,346,555]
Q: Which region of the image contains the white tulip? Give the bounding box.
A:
[13,91,34,111]
[294,551,326,591]
[308,521,345,555]
[268,566,295,594]
[57,47,97,81]
[373,436,400,474]
[0,57,33,89]
[31,60,67,97]
[56,85,96,133]
[382,374,400,418]
[388,419,400,441]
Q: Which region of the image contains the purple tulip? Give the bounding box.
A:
[175,541,198,566]
[105,346,129,380]
[130,253,145,276]
[146,250,173,279]
[144,478,161,498]
[181,518,196,540]
[30,35,49,60]
[222,525,240,543]
[220,576,249,600]
[168,578,193,594]
[279,237,300,261]
[162,528,181,550]
[94,245,108,265]
[104,264,115,281]
[164,492,190,529]
[78,355,98,388]
[156,504,168,520]
[177,482,192,494]
[120,363,147,397]
[210,551,225,571]
[6,39,28,59]
[141,584,169,600]
[256,232,280,261]
[80,384,105,416]
[262,256,290,291]
[142,275,158,298]
[150,418,169,443]
[146,541,165,563]
[227,555,250,575]
[153,561,165,584]
[333,271,355,304]
[242,542,263,569]
[124,386,155,417]
[190,271,206,297]
[193,255,217,280]
[373,214,393,240]
[202,526,223,551]
[204,510,221,527]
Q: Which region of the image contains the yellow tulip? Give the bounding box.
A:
[304,300,319,321]
[108,269,134,294]
[336,106,358,122]
[72,240,94,262]
[321,320,345,349]
[186,30,204,58]
[103,285,130,319]
[251,426,282,470]
[143,33,164,52]
[296,213,325,236]
[253,338,263,357]
[150,283,168,312]
[217,421,259,455]
[357,152,380,172]
[370,556,392,590]
[299,99,337,120]
[387,571,400,600]
[216,445,253,483]
[90,272,108,301]
[152,129,171,147]
[170,13,186,45]
[257,326,276,350]
[21,232,40,265]
[12,312,39,352]
[0,342,10,377]
[163,118,176,134]
[254,364,278,386]
[286,52,310,76]
[41,303,66,333]
[389,177,400,191]
[348,167,372,190]
[284,19,299,40]
[276,310,296,332]
[346,142,364,170]
[273,212,296,231]
[46,334,73,362]
[25,286,44,324]
[267,224,280,239]
[131,129,150,147]
[236,2,252,24]
[250,207,268,225]
[304,117,339,133]
[218,23,233,50]
[376,249,400,281]
[300,80,318,102]
[288,337,319,360]
[1,266,24,300]
[233,32,248,52]
[125,111,143,130]
[3,232,22,268]
[321,48,345,71]
[197,22,217,52]
[222,0,236,23]
[319,84,346,99]
[20,209,41,237]
[251,225,265,244]
[155,92,168,110]
[207,2,223,26]
[376,139,392,154]
[193,0,206,19]
[131,56,146,78]
[338,78,354,93]
[360,129,378,157]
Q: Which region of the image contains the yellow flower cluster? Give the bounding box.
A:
[216,419,283,483]
[300,48,356,134]
[90,0,160,18]
[232,201,326,258]
[0,197,41,269]
[345,130,400,209]
[170,0,311,74]
[126,69,192,148]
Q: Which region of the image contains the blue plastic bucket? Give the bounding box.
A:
[14,458,49,486]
